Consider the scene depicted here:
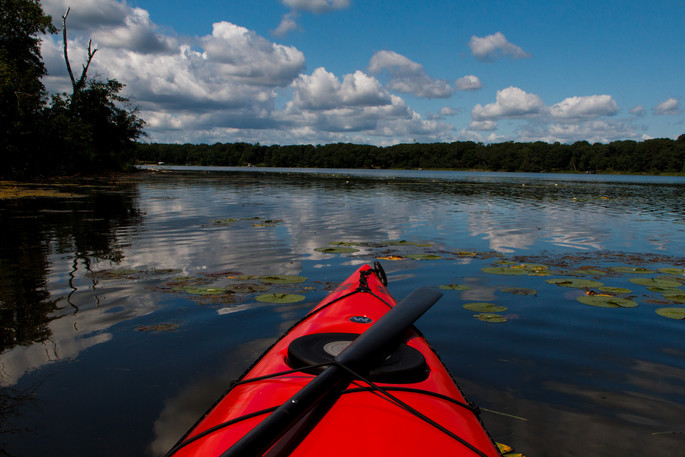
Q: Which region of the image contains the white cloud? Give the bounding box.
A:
[281,0,350,13]
[368,50,453,98]
[630,104,646,117]
[43,0,129,29]
[469,120,497,131]
[455,75,482,91]
[273,11,301,37]
[653,98,680,115]
[468,32,531,61]
[472,86,545,121]
[549,95,619,119]
[440,107,457,116]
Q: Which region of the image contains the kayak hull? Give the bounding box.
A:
[169,264,500,457]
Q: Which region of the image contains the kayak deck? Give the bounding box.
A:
[168,264,500,457]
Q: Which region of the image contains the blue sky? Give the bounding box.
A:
[39,0,684,146]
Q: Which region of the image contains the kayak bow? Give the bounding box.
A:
[167,262,500,457]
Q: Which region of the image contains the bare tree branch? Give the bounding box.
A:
[62,7,98,94]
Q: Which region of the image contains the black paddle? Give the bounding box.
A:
[219,286,443,457]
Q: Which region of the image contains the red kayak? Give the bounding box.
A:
[167,263,500,457]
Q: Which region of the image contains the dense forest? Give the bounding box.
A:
[137,136,685,174]
[1,0,144,178]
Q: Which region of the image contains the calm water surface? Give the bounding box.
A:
[1,168,684,456]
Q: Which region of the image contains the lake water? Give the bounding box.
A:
[1,167,684,456]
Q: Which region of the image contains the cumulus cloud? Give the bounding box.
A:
[281,0,350,13]
[43,0,129,29]
[653,98,680,115]
[472,86,545,121]
[368,50,453,98]
[549,95,619,119]
[455,75,482,91]
[468,32,530,61]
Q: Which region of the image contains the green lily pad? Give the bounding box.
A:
[481,266,527,276]
[655,307,685,319]
[576,295,638,308]
[647,287,683,293]
[314,246,360,253]
[546,278,604,288]
[663,293,685,304]
[629,277,682,288]
[406,254,443,260]
[388,240,432,247]
[255,293,306,304]
[474,313,507,323]
[225,283,271,293]
[599,286,632,294]
[657,268,685,276]
[463,302,508,313]
[182,286,226,295]
[501,287,537,295]
[259,275,307,284]
[574,269,608,276]
[439,284,471,291]
[329,241,362,246]
[609,266,655,274]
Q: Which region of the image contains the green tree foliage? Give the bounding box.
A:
[1,0,145,178]
[0,0,55,175]
[136,136,685,175]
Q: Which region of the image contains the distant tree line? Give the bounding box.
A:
[1,0,144,178]
[137,135,685,174]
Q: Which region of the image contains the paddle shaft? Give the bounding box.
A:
[219,286,443,457]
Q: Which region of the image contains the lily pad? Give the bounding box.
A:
[647,287,683,293]
[574,269,608,276]
[314,247,360,253]
[225,283,271,293]
[576,295,638,308]
[406,254,442,260]
[657,268,685,276]
[481,266,527,276]
[598,286,632,294]
[258,275,307,284]
[388,240,432,247]
[629,277,682,288]
[463,302,508,313]
[255,293,306,304]
[663,293,685,304]
[655,307,685,319]
[182,286,226,295]
[439,284,471,291]
[609,266,655,274]
[475,313,507,323]
[501,287,537,295]
[376,255,405,261]
[546,278,604,288]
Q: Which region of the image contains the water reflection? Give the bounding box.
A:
[1,169,684,457]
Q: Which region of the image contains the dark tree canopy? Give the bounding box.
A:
[1,0,145,178]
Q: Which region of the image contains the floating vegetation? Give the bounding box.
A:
[406,254,443,260]
[329,241,362,246]
[463,302,508,313]
[182,286,227,295]
[629,277,682,288]
[136,322,180,332]
[576,295,638,308]
[574,268,608,276]
[376,255,405,261]
[599,286,632,294]
[546,278,604,289]
[314,246,360,254]
[608,266,655,274]
[663,293,685,304]
[655,307,685,320]
[212,217,282,227]
[481,266,527,276]
[256,293,306,304]
[501,287,537,295]
[657,268,685,276]
[482,264,550,276]
[439,284,471,291]
[474,313,507,323]
[0,181,86,199]
[224,283,271,293]
[258,275,307,284]
[388,240,432,247]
